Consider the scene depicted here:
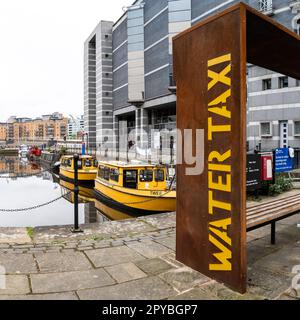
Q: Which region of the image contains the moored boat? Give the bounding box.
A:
[59,155,98,186]
[94,161,176,215]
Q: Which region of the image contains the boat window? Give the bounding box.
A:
[94,159,98,167]
[98,166,105,179]
[85,159,92,167]
[139,169,153,182]
[155,169,164,182]
[123,170,137,189]
[66,159,72,167]
[77,160,82,169]
[110,168,119,182]
[103,167,110,181]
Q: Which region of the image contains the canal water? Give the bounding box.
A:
[0,156,139,227]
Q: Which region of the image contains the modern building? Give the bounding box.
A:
[5,112,68,144]
[84,0,300,162]
[68,115,84,139]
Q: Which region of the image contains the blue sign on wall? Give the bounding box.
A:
[275,148,294,173]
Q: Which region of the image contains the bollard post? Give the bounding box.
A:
[71,154,83,233]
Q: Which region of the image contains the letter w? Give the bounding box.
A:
[209,234,232,271]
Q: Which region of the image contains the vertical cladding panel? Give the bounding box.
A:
[127,6,145,102]
[173,7,247,293]
[144,0,168,23]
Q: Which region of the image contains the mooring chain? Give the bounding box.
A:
[0,192,71,212]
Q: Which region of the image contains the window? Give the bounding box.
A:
[110,168,119,182]
[260,122,272,137]
[294,121,300,136]
[279,76,288,88]
[155,169,165,182]
[259,0,272,12]
[84,159,92,167]
[139,170,153,182]
[262,78,272,90]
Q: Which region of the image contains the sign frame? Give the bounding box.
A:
[173,2,300,293]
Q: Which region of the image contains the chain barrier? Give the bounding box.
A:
[0,192,71,212]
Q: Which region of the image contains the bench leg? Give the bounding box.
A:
[271,221,276,245]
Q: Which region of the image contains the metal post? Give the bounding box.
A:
[271,221,276,245]
[71,154,83,233]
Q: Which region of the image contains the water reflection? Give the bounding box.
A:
[0,156,144,228]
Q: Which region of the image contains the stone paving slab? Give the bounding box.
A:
[0,275,30,295]
[31,269,115,293]
[168,287,219,300]
[104,262,146,283]
[0,292,78,300]
[0,253,37,274]
[135,258,174,276]
[34,251,93,273]
[85,246,144,268]
[77,276,176,300]
[126,240,172,259]
[159,267,211,292]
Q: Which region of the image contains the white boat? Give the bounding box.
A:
[19,145,29,158]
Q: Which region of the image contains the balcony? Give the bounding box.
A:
[258,0,274,16]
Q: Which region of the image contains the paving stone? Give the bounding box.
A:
[0,253,37,274]
[159,267,210,292]
[31,269,115,293]
[0,292,78,300]
[85,246,144,268]
[0,244,10,249]
[126,240,172,259]
[154,236,176,250]
[247,266,294,299]
[169,288,219,300]
[35,251,92,273]
[78,276,176,300]
[105,263,146,283]
[135,258,174,275]
[252,245,300,276]
[0,275,30,295]
[201,282,265,300]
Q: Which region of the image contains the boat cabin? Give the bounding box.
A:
[97,162,169,191]
[61,155,98,170]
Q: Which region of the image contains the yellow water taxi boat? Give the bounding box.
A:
[94,161,176,215]
[59,155,98,186]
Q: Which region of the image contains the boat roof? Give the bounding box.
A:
[61,155,95,159]
[98,160,164,168]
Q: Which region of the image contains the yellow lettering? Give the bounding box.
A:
[208,64,231,90]
[208,89,231,119]
[208,118,231,140]
[209,234,232,271]
[208,150,231,163]
[207,54,231,67]
[208,171,231,192]
[209,218,232,246]
[208,190,231,214]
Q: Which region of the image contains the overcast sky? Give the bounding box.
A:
[0,0,133,122]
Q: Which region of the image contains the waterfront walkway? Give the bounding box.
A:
[0,192,299,299]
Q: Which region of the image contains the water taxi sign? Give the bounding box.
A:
[173,3,300,293]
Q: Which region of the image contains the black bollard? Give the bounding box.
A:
[71,154,83,233]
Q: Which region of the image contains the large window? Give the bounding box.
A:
[155,169,165,182]
[260,122,272,137]
[294,121,300,136]
[262,78,272,90]
[279,76,289,88]
[110,168,119,182]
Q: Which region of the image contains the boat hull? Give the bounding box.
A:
[59,167,97,187]
[94,179,176,215]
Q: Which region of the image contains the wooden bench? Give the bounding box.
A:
[246,193,300,244]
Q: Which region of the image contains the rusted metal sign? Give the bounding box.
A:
[173,2,300,293]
